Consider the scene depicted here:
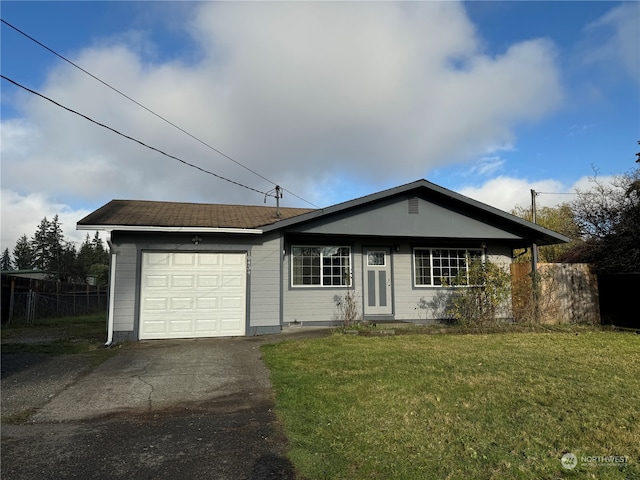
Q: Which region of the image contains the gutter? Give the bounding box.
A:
[105,232,116,347]
[77,225,263,235]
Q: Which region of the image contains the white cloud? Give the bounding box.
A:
[0,189,95,252]
[465,156,506,177]
[1,1,564,249]
[582,2,640,83]
[457,175,616,213]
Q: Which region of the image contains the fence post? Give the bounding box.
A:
[8,277,16,324]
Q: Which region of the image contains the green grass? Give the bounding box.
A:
[1,311,112,355]
[262,330,640,480]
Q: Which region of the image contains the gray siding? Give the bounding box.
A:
[394,245,512,322]
[282,240,513,324]
[248,233,282,330]
[112,243,137,335]
[110,232,271,339]
[282,243,364,324]
[287,196,523,240]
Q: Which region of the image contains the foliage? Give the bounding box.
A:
[12,234,34,270]
[262,332,640,480]
[511,203,582,263]
[568,165,640,273]
[443,258,511,328]
[1,248,12,270]
[4,216,109,285]
[77,232,110,285]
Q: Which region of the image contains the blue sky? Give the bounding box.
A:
[1,1,638,250]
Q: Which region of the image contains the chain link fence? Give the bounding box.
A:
[5,290,108,325]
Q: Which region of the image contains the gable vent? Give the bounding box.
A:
[408,197,419,214]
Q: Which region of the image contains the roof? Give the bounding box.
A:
[77,200,314,231]
[77,179,570,246]
[261,179,570,246]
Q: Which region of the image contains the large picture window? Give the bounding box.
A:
[292,246,351,287]
[414,248,482,286]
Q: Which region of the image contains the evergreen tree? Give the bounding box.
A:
[13,234,34,270]
[47,214,65,275]
[31,217,51,271]
[77,231,110,285]
[77,233,94,277]
[1,248,12,271]
[92,231,108,265]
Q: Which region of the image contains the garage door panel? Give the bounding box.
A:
[140,252,246,339]
[198,253,221,266]
[145,252,170,267]
[195,319,217,332]
[144,298,168,311]
[171,275,194,288]
[221,274,243,287]
[142,319,169,334]
[196,297,218,311]
[146,275,168,288]
[172,253,197,267]
[198,275,219,288]
[170,297,194,311]
[221,296,243,309]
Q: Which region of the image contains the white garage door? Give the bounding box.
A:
[139,252,247,339]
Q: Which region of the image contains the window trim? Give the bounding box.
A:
[290,245,352,288]
[413,247,484,287]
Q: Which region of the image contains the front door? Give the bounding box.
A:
[363,247,393,316]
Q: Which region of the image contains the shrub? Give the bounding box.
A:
[445,258,511,329]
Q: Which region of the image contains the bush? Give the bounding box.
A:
[333,289,361,328]
[445,258,511,329]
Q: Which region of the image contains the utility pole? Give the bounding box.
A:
[275,185,282,218]
[530,189,540,322]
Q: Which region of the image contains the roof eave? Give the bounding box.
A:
[77,224,263,235]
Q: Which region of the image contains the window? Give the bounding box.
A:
[367,251,386,266]
[414,248,482,286]
[292,246,351,286]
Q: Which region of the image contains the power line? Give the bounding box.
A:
[1,74,269,197]
[0,18,319,208]
[534,192,577,196]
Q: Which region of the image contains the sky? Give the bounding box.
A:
[1,1,638,252]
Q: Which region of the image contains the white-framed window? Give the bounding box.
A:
[291,246,351,287]
[414,248,483,286]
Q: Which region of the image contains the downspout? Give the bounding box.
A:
[105,232,116,346]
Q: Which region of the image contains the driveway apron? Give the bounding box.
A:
[1,333,325,480]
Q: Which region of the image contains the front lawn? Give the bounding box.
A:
[261,330,640,479]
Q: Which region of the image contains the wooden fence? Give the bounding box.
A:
[511,263,600,324]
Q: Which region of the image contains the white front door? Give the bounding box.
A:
[139,252,246,339]
[363,248,393,316]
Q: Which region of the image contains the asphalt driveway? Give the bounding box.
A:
[1,328,329,480]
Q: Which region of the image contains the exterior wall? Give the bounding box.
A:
[282,240,363,325]
[109,228,515,339]
[109,231,278,340]
[111,242,137,340]
[397,245,513,323]
[282,239,513,325]
[247,233,283,333]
